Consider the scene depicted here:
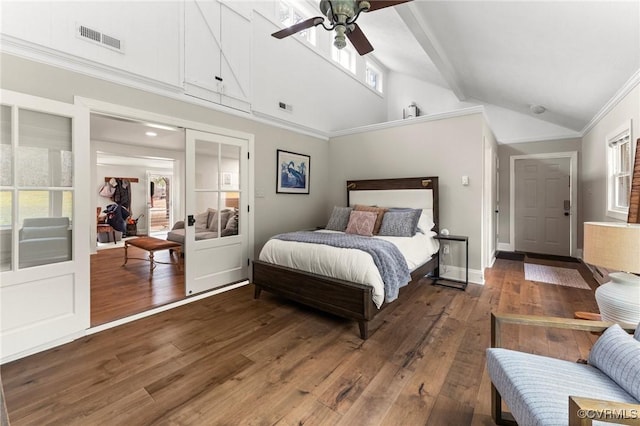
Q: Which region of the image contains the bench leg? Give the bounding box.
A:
[122,242,129,267]
[148,251,155,275]
[174,247,183,271]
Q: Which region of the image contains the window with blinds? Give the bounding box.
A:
[607,123,633,220]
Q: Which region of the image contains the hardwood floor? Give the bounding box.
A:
[2,257,600,425]
[91,243,185,327]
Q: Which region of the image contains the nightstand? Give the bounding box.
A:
[431,234,469,290]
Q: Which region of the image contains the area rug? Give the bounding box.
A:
[524,263,591,290]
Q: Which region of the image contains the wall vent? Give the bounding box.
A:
[77,24,123,52]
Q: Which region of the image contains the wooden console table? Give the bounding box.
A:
[123,236,182,277]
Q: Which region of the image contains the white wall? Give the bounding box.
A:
[328,112,486,281]
[251,12,387,132]
[1,1,182,87]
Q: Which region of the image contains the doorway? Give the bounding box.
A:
[147,173,172,238]
[509,152,578,257]
[91,113,186,326]
[88,107,253,328]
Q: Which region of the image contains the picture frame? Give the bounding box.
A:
[276,149,310,194]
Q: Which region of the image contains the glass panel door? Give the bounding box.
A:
[1,90,90,361]
[184,129,247,295]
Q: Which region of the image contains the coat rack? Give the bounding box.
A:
[103,177,138,211]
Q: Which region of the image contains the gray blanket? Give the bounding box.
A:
[272,231,411,303]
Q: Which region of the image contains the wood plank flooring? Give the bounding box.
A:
[2,257,600,425]
[91,244,185,327]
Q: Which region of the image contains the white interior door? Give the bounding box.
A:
[184,129,248,295]
[514,157,571,256]
[1,90,90,362]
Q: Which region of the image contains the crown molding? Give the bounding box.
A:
[581,68,640,136]
[250,110,330,141]
[498,133,582,145]
[329,106,485,138]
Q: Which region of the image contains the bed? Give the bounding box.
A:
[252,176,440,339]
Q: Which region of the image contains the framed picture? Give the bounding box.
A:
[276,149,310,194]
[221,172,233,188]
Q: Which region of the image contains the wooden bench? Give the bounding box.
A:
[122,236,182,277]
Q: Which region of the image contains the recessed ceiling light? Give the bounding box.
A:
[530,104,546,114]
[145,131,157,137]
[146,122,178,131]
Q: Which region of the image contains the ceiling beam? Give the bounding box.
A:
[396,3,467,101]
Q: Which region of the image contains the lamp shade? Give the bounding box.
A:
[583,222,640,273]
[583,221,640,325]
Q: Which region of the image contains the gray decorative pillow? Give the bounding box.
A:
[326,206,352,231]
[194,211,210,231]
[221,213,238,237]
[208,209,232,232]
[388,208,421,235]
[588,323,640,400]
[379,210,421,237]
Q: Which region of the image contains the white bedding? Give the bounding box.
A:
[258,230,439,308]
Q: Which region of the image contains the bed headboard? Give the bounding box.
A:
[346,177,439,233]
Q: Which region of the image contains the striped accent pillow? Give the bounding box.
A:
[589,323,640,401]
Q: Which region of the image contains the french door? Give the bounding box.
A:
[184,129,249,295]
[1,90,90,362]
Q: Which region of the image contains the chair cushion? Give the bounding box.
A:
[589,324,640,401]
[486,348,638,426]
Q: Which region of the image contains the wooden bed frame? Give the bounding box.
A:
[252,177,440,339]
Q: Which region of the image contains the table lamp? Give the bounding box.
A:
[583,222,640,325]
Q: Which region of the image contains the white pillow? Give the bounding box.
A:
[417,209,434,234]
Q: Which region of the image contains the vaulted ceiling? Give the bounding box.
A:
[360,0,640,132]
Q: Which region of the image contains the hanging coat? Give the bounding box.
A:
[104,204,129,233]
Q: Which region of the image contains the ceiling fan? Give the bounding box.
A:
[272,0,412,56]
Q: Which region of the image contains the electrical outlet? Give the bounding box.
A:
[443,244,450,254]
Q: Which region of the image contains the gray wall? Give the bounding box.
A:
[0,53,331,257]
[328,113,486,273]
[497,138,582,246]
[581,84,639,236]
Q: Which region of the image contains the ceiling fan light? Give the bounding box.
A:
[334,25,347,49]
[358,1,371,12]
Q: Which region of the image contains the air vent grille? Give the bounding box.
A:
[101,34,121,50]
[79,25,101,43]
[77,24,123,52]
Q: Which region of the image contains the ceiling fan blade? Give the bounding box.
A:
[347,24,374,55]
[366,0,412,12]
[271,17,325,39]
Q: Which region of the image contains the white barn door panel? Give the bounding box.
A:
[184,0,251,112]
[1,90,90,363]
